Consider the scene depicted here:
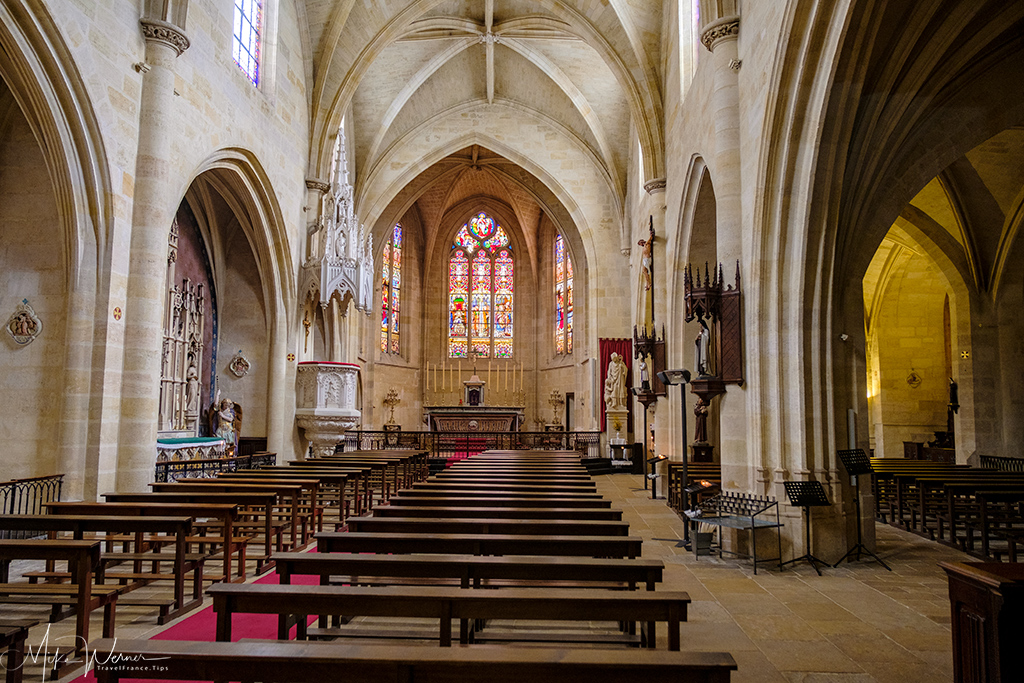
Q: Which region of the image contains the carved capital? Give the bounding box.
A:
[700,17,739,52]
[643,178,666,195]
[140,19,190,56]
[305,179,330,193]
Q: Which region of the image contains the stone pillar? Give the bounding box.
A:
[701,12,750,492]
[266,309,290,457]
[113,19,189,492]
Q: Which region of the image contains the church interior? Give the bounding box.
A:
[2,1,1024,681]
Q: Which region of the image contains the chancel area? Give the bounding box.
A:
[3,1,1024,681]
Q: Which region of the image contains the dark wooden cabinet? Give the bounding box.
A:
[940,562,1024,683]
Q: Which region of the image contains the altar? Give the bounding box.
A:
[425,406,524,432]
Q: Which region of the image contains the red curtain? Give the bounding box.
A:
[599,338,633,434]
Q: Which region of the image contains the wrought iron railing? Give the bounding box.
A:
[979,454,1024,472]
[340,431,602,458]
[155,452,277,482]
[0,474,64,538]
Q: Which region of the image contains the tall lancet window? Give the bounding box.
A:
[448,212,513,358]
[232,0,262,86]
[554,234,574,354]
[380,224,402,353]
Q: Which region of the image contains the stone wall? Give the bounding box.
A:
[0,98,65,480]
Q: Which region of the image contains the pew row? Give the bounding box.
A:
[274,551,664,590]
[208,583,690,649]
[87,639,737,683]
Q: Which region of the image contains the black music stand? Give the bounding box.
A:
[834,448,891,570]
[781,480,831,576]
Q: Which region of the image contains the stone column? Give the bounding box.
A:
[642,179,670,497]
[266,307,290,457]
[113,19,189,492]
[701,12,750,492]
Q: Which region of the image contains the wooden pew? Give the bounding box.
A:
[392,488,605,500]
[88,638,737,683]
[0,539,116,671]
[0,621,30,683]
[387,495,612,508]
[273,551,664,590]
[45,502,244,582]
[152,480,314,550]
[411,482,598,495]
[0,514,200,623]
[317,532,643,558]
[290,459,391,505]
[371,505,623,520]
[339,449,430,484]
[434,475,596,486]
[102,492,280,573]
[208,583,691,649]
[345,517,630,537]
[224,468,364,519]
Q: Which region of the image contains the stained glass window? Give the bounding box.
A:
[233,0,262,86]
[380,224,402,354]
[555,234,573,354]
[448,213,513,357]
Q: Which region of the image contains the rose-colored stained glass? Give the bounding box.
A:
[448,213,512,358]
[482,227,510,254]
[449,250,469,349]
[494,250,513,345]
[380,242,390,352]
[554,234,573,355]
[471,252,491,348]
[453,225,475,251]
[469,213,496,239]
[449,339,468,357]
[380,225,402,354]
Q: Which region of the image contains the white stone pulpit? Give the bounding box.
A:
[295,361,361,458]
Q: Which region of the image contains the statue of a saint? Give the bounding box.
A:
[212,396,241,451]
[638,358,650,391]
[604,352,627,410]
[694,397,709,443]
[637,227,654,291]
[694,318,714,377]
[185,361,200,413]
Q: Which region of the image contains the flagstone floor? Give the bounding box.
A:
[8,471,972,683]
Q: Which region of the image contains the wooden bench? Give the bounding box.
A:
[224,468,362,520]
[404,488,605,499]
[87,638,737,683]
[0,620,31,683]
[0,539,116,672]
[387,495,612,508]
[412,482,598,494]
[433,476,596,487]
[240,465,371,515]
[317,532,643,558]
[345,517,630,537]
[0,514,201,624]
[371,505,623,520]
[208,583,690,649]
[290,460,391,505]
[273,551,664,590]
[45,502,244,582]
[152,480,315,550]
[102,491,281,573]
